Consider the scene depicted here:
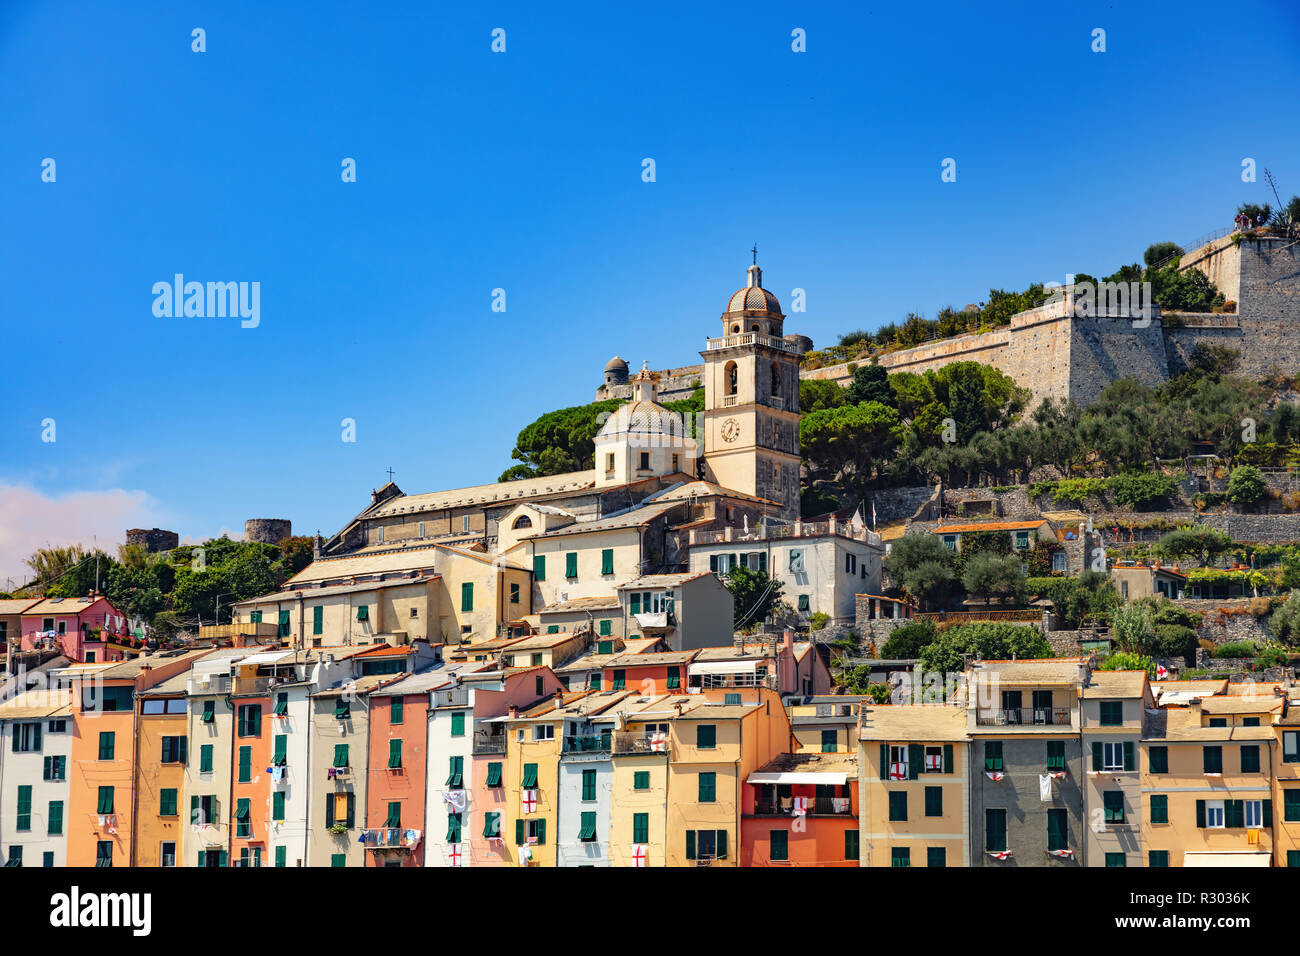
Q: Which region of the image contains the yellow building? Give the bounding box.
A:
[664,687,790,867]
[1274,689,1300,868]
[1141,694,1279,867]
[609,696,680,867]
[858,705,970,868]
[788,695,864,754]
[133,672,192,867]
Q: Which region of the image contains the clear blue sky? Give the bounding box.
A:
[2,0,1298,580]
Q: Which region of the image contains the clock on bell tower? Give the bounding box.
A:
[700,256,802,519]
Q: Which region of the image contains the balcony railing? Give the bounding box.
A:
[613,733,670,755]
[754,798,852,817]
[562,734,611,754]
[976,707,1072,727]
[705,332,798,354]
[433,687,471,709]
[472,728,506,755]
[695,672,775,690]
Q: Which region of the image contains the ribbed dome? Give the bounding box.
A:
[724,263,783,315]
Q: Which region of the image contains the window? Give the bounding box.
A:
[633,813,649,845]
[1244,800,1264,829]
[927,846,946,868]
[1015,531,1030,550]
[355,605,369,623]
[161,735,187,764]
[47,719,66,733]
[278,610,291,637]
[924,786,943,817]
[97,786,115,814]
[446,756,464,788]
[1150,794,1169,824]
[1099,701,1122,726]
[388,739,402,769]
[821,729,837,753]
[385,801,402,828]
[699,772,717,803]
[460,583,474,613]
[1241,745,1260,773]
[1285,790,1300,823]
[161,843,176,868]
[579,811,597,843]
[235,799,251,837]
[159,789,178,817]
[984,741,1003,772]
[272,791,285,821]
[95,842,112,868]
[46,799,63,836]
[510,583,520,604]
[582,769,597,801]
[1149,850,1169,868]
[891,847,910,868]
[684,829,725,861]
[239,746,252,782]
[483,812,501,839]
[334,699,351,720]
[462,515,471,533]
[333,744,349,769]
[192,795,216,826]
[486,762,502,788]
[98,731,115,760]
[1243,717,1260,727]
[601,549,614,575]
[531,653,543,666]
[1052,552,1067,573]
[1102,742,1124,771]
[770,830,788,861]
[325,793,354,830]
[533,724,554,741]
[200,744,213,773]
[533,555,546,581]
[15,786,31,831]
[450,712,465,737]
[313,605,323,636]
[845,830,860,861]
[332,854,346,868]
[1047,808,1068,851]
[590,673,602,691]
[1148,746,1168,774]
[1103,791,1125,824]
[1284,732,1299,763]
[888,791,907,822]
[845,553,857,575]
[237,704,262,737]
[797,595,809,612]
[1209,717,1227,728]
[1105,853,1126,868]
[1201,800,1225,829]
[1290,851,1300,868]
[697,725,716,749]
[521,763,538,788]
[666,667,680,690]
[565,553,578,580]
[1203,746,1223,774]
[1046,740,1065,771]
[985,809,1007,851]
[788,549,804,573]
[201,700,215,724]
[250,611,262,624]
[43,755,66,781]
[633,771,650,791]
[612,670,626,691]
[925,745,947,773]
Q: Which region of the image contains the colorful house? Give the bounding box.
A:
[20,594,134,663]
[133,673,192,867]
[1081,670,1151,867]
[858,704,970,867]
[0,688,74,867]
[1274,689,1300,868]
[608,697,680,867]
[788,695,865,754]
[742,751,859,866]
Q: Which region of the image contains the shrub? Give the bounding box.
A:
[961,552,1027,605]
[1149,624,1199,665]
[1227,465,1268,511]
[1110,602,1157,653]
[1100,651,1156,678]
[1110,470,1178,510]
[1212,640,1259,658]
[807,611,831,631]
[1051,478,1109,504]
[1255,645,1291,669]
[880,618,937,659]
[918,622,1052,673]
[1269,591,1300,645]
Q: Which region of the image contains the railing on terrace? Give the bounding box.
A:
[432,687,471,709]
[753,798,853,817]
[975,707,1072,727]
[705,332,798,354]
[695,672,776,690]
[918,609,1042,624]
[471,727,506,755]
[562,734,611,755]
[613,733,671,755]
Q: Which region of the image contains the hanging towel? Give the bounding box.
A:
[1039,774,1052,802]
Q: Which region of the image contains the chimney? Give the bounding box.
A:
[780,630,796,695]
[508,705,520,719]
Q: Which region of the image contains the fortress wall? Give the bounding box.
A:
[876,327,1013,376]
[1067,317,1171,406]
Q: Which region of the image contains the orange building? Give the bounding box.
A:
[67,651,212,867]
[741,752,860,866]
[133,672,192,867]
[601,650,698,696]
[364,671,439,867]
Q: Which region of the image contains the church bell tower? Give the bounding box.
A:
[699,255,801,519]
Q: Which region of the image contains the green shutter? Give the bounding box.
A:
[345,793,355,828]
[48,799,63,835]
[451,712,465,737]
[582,769,596,801]
[273,734,287,766]
[334,699,350,720]
[486,762,502,787]
[159,789,177,817]
[1263,799,1273,827]
[565,553,577,579]
[1149,746,1168,774]
[356,605,369,621]
[533,555,546,581]
[97,786,114,814]
[666,667,680,689]
[697,725,716,749]
[1123,740,1135,772]
[599,619,612,637]
[579,811,597,841]
[685,829,696,860]
[770,830,788,861]
[239,746,251,782]
[633,771,649,790]
[275,846,286,867]
[1151,794,1168,824]
[313,605,323,635]
[388,738,402,769]
[880,744,889,781]
[536,819,546,845]
[633,813,649,845]
[202,699,215,723]
[521,762,538,788]
[461,583,474,613]
[821,729,837,753]
[200,744,213,773]
[630,593,641,614]
[889,791,907,821]
[716,830,726,859]
[699,772,716,803]
[1196,800,1206,828]
[845,829,859,861]
[15,786,31,831]
[272,791,285,821]
[515,819,525,845]
[907,744,923,780]
[1092,741,1103,772]
[483,812,500,838]
[924,786,942,817]
[943,744,953,773]
[99,731,115,760]
[601,549,614,575]
[446,755,464,788]
[387,802,402,828]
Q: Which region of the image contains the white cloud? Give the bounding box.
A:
[0,485,162,589]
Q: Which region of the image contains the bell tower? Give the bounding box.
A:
[700,256,801,519]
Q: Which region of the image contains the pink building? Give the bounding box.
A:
[19,594,134,662]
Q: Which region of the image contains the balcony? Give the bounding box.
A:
[753,798,853,817]
[613,732,670,756]
[199,622,280,641]
[472,727,506,755]
[768,395,785,410]
[432,687,471,709]
[705,332,798,354]
[976,707,1072,727]
[562,734,611,755]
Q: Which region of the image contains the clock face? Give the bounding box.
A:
[721,418,741,443]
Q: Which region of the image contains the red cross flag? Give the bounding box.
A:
[792,796,808,816]
[987,850,1012,861]
[650,732,666,752]
[985,771,1005,782]
[1156,664,1169,680]
[926,753,942,771]
[448,843,462,867]
[889,762,907,780]
[522,789,538,813]
[633,844,647,867]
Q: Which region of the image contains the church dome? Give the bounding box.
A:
[604,355,628,373]
[725,264,783,316]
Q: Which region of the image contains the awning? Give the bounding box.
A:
[1182,851,1271,867]
[747,772,849,785]
[191,659,232,679]
[690,660,759,676]
[239,650,294,667]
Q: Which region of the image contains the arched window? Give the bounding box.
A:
[751,324,760,332]
[770,362,781,396]
[512,515,533,530]
[724,361,738,396]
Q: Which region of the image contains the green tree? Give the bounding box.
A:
[918,622,1051,673]
[501,399,624,480]
[1270,591,1300,645]
[880,618,937,659]
[961,552,1026,605]
[884,535,956,611]
[845,363,893,407]
[1154,528,1234,566]
[723,566,784,628]
[1143,242,1184,268]
[1226,465,1268,511]
[1099,651,1156,679]
[799,401,905,497]
[1111,601,1157,654]
[799,378,849,414]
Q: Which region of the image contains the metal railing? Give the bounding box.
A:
[471,728,506,755]
[753,798,852,817]
[976,707,1072,727]
[562,734,611,754]
[613,733,670,755]
[433,687,470,709]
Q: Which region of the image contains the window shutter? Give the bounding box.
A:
[565,553,577,579]
[685,829,696,860]
[880,744,888,781]
[943,744,953,774]
[630,593,641,615]
[515,819,525,845]
[601,549,614,575]
[325,794,335,828]
[1195,800,1206,829]
[533,555,546,581]
[716,830,727,859]
[1091,741,1103,772]
[1263,799,1273,828]
[536,819,546,845]
[345,793,356,828]
[1123,741,1135,772]
[908,744,923,780]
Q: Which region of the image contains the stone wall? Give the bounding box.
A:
[599,364,703,403]
[1192,602,1274,646]
[245,518,292,544]
[125,527,179,553]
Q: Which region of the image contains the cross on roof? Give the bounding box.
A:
[751,243,758,265]
[386,467,395,482]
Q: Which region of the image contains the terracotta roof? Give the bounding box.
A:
[1199,696,1282,715]
[969,659,1088,685]
[1083,670,1148,698]
[234,575,439,607]
[366,470,597,518]
[605,650,699,668]
[502,631,588,652]
[21,595,112,616]
[618,571,714,589]
[931,520,1050,534]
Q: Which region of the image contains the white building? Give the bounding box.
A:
[686,517,883,625]
[0,689,73,867]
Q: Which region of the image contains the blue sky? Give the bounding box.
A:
[2,0,1298,583]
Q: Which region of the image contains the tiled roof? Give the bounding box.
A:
[617,571,714,589]
[367,471,597,518]
[529,500,681,539]
[931,520,1049,534]
[537,596,621,614]
[0,688,73,719]
[859,704,968,742]
[752,751,858,775]
[0,598,41,615]
[969,659,1088,685]
[21,595,111,616]
[1083,670,1149,698]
